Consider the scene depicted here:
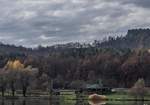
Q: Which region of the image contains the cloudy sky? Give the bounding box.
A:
[0,0,150,47]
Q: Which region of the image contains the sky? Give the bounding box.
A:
[0,0,150,48]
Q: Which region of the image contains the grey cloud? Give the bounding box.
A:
[0,0,150,47]
[105,0,150,8]
[122,0,150,8]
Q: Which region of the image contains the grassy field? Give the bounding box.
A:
[106,93,150,100]
[59,90,150,101]
[59,91,150,105]
[107,93,133,100]
[0,90,150,101]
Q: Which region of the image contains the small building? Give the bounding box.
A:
[81,84,112,95]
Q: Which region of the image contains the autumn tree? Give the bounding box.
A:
[4,60,38,97]
[4,60,24,96]
[129,78,148,100]
[121,54,140,87]
[5,60,24,96]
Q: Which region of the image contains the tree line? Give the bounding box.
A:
[0,48,150,93]
[0,29,150,95]
[0,60,38,97]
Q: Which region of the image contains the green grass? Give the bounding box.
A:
[106,93,150,100]
[60,90,76,100]
[59,91,150,105]
[106,93,133,99]
[59,90,76,105]
[59,90,150,101]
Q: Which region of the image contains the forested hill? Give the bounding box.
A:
[99,29,150,49]
[0,29,150,88]
[1,29,150,54]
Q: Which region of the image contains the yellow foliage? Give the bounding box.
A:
[6,61,14,69]
[5,60,24,70]
[13,60,24,70]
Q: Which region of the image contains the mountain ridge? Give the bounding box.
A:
[99,28,150,49]
[0,28,150,55]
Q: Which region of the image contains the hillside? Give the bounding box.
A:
[0,29,150,88]
[1,29,150,54]
[100,29,150,49]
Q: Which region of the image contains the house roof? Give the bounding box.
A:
[86,84,101,89]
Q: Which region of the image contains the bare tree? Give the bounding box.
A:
[129,78,148,100]
[18,66,38,97]
[7,70,19,96]
[0,70,7,97]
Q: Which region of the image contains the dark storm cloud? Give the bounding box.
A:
[0,0,150,47]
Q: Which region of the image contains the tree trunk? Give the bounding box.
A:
[1,87,4,97]
[2,88,4,97]
[11,82,15,96]
[23,86,27,97]
[12,90,15,97]
[141,95,144,101]
[49,79,53,98]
